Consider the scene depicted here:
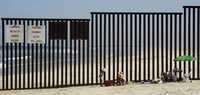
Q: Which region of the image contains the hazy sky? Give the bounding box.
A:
[0,0,200,18]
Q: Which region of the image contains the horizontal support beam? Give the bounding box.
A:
[183,6,200,8]
[91,12,183,15]
[1,18,90,21]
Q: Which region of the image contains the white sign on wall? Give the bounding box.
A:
[5,25,24,43]
[27,25,45,43]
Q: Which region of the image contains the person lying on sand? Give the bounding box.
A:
[102,72,126,87]
[141,79,160,84]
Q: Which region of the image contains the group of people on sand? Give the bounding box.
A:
[159,68,182,83]
[148,68,192,84]
[99,68,127,86]
[99,67,192,86]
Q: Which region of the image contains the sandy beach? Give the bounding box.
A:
[1,81,200,95]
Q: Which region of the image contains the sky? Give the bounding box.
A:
[0,0,200,45]
[0,0,200,18]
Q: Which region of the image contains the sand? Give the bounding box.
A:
[1,81,200,95]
